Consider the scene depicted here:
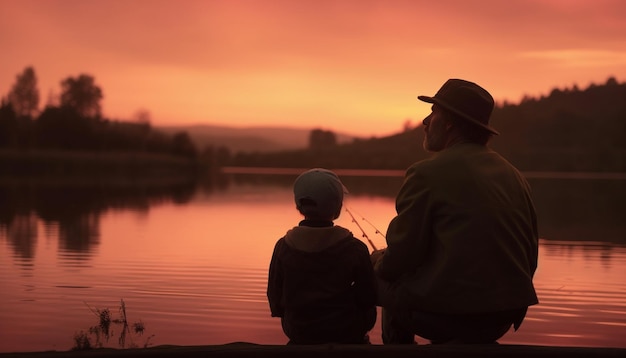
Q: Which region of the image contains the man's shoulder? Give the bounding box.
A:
[408,151,451,173]
[411,144,494,167]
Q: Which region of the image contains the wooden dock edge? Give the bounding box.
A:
[2,342,625,358]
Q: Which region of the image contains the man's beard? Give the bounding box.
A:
[423,122,446,152]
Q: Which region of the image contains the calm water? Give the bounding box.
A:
[0,172,625,353]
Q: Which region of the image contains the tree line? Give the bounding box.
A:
[230,77,626,173]
[1,66,198,158]
[4,66,623,173]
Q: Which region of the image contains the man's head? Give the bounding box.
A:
[293,168,346,221]
[418,79,498,151]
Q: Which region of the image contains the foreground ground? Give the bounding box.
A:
[1,342,625,358]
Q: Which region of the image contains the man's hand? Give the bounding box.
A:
[370,248,386,266]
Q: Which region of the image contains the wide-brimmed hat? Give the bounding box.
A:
[418,79,499,135]
[293,168,347,220]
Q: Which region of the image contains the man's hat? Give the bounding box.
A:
[418,79,499,135]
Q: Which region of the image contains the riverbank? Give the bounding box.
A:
[0,149,209,177]
[2,342,625,358]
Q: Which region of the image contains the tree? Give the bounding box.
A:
[60,74,103,118]
[36,106,98,150]
[132,108,152,127]
[606,77,618,86]
[0,99,18,147]
[402,119,413,132]
[171,132,198,157]
[308,129,337,150]
[7,66,40,117]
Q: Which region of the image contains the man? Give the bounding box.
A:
[371,79,539,344]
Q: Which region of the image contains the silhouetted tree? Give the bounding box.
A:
[145,131,171,154]
[215,146,231,166]
[308,129,337,150]
[0,99,35,149]
[403,119,414,132]
[197,145,227,169]
[7,66,40,118]
[132,109,152,128]
[60,74,103,118]
[171,132,197,157]
[606,77,618,86]
[36,106,100,150]
[0,100,18,147]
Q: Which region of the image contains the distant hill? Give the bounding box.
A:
[157,124,358,153]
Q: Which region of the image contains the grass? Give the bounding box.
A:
[72,299,154,351]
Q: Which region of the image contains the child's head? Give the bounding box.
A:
[293,168,346,221]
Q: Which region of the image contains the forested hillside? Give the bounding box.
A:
[229,77,626,172]
[490,77,625,172]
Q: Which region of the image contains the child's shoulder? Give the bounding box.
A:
[333,229,371,252]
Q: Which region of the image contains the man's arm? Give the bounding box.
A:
[375,165,433,281]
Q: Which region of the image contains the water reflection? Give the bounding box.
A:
[1,173,625,351]
[228,171,406,198]
[227,173,626,245]
[1,174,625,266]
[0,176,204,263]
[3,214,38,260]
[529,178,626,245]
[542,241,623,269]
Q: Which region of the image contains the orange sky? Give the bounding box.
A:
[1,0,625,137]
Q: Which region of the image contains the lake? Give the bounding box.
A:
[1,171,625,353]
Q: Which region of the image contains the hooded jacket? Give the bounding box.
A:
[267,223,377,344]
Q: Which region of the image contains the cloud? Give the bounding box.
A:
[520,49,626,67]
[2,0,626,136]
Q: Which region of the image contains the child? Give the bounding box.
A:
[267,168,377,344]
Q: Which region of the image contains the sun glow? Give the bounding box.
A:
[1,0,625,136]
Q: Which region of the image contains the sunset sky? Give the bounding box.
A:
[1,0,625,137]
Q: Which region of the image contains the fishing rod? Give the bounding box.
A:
[347,206,386,240]
[344,206,378,251]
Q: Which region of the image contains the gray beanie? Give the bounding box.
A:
[293,168,347,220]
